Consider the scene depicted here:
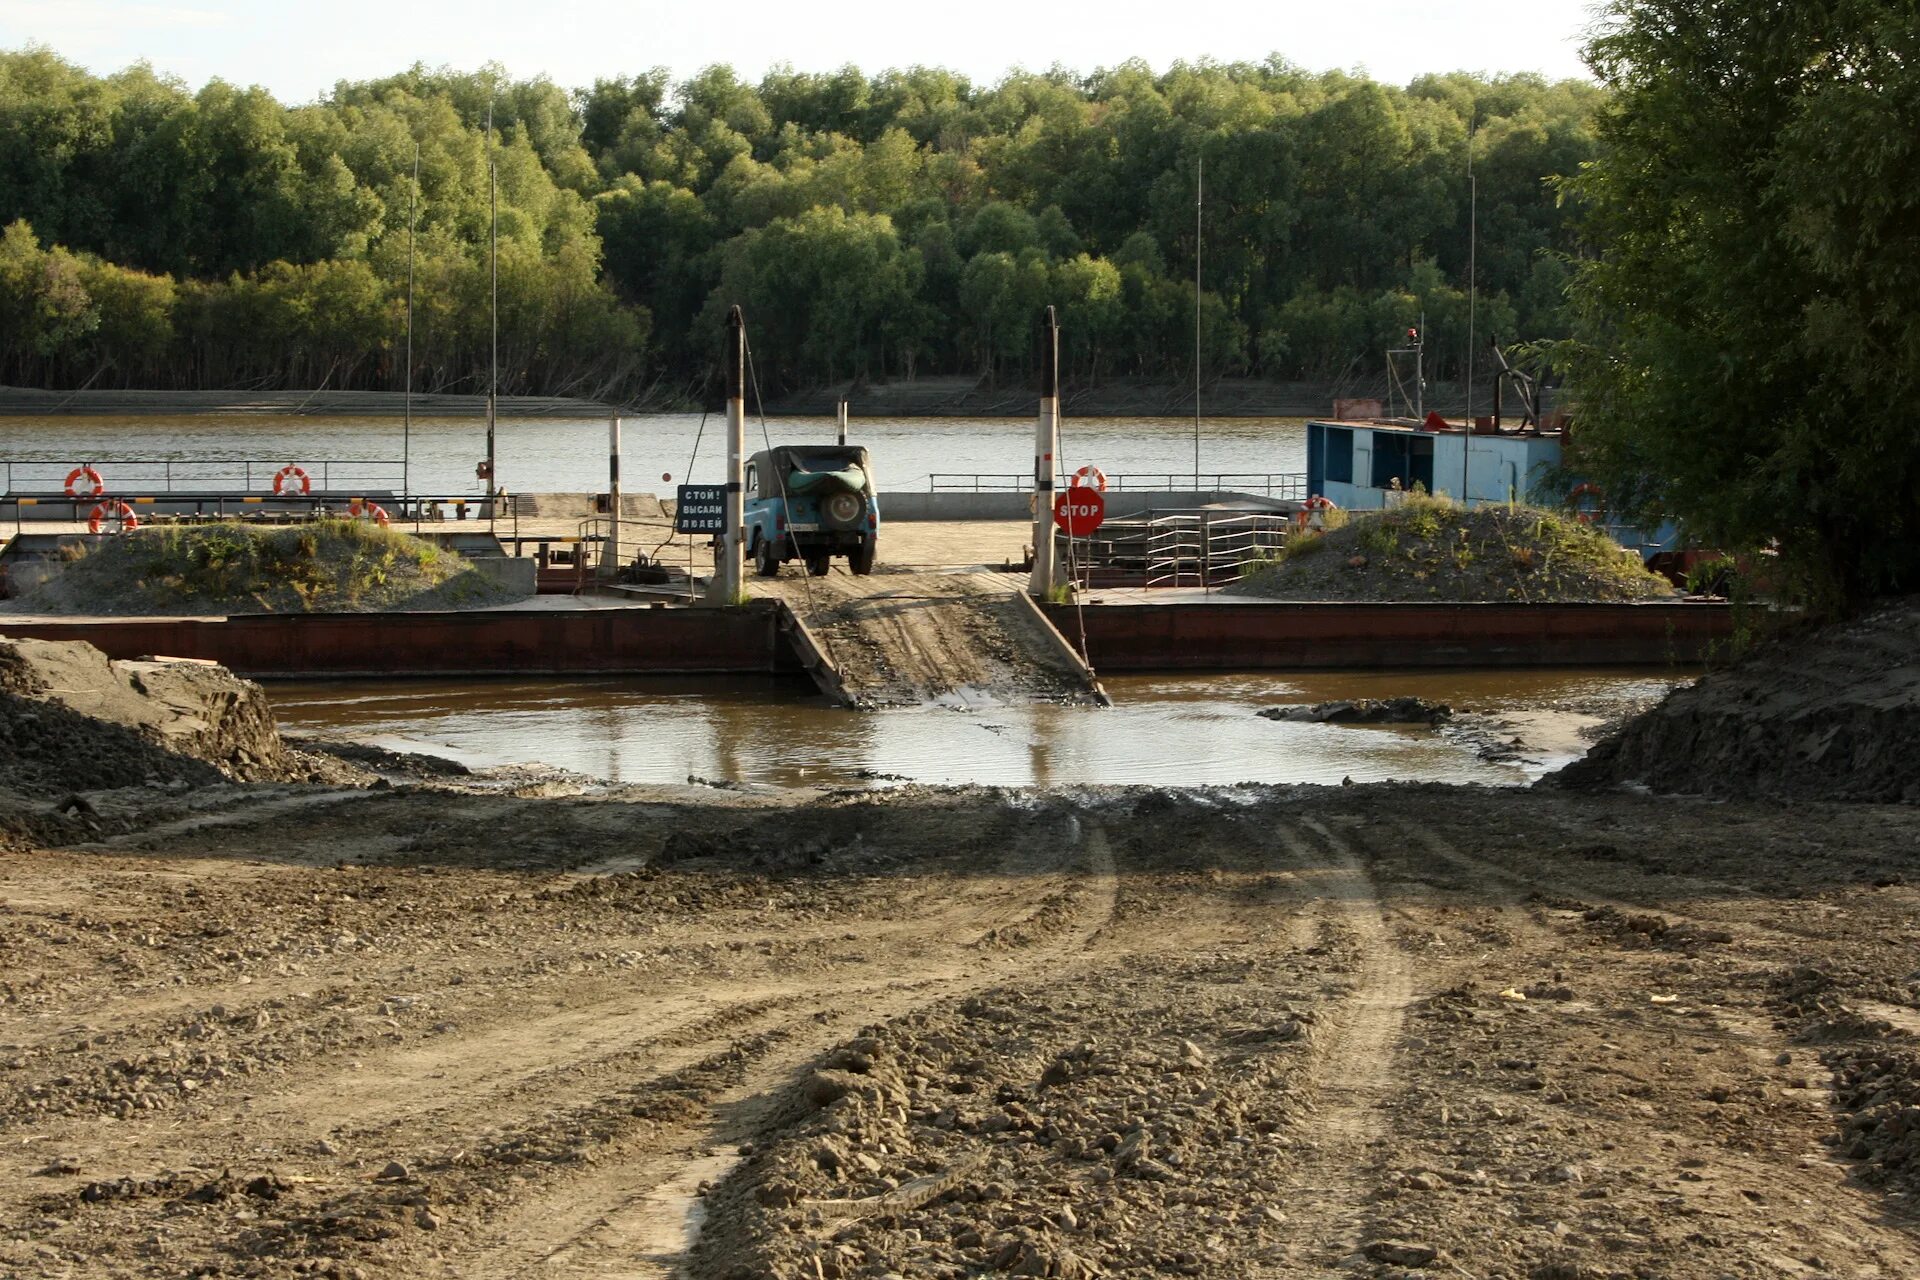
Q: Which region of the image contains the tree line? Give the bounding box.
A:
[0,48,1599,400]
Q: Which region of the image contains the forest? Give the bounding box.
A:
[0,48,1601,401]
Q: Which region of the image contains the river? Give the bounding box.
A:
[0,413,1308,497]
[267,667,1685,791]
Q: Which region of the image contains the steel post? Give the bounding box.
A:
[606,414,621,580]
[709,305,747,605]
[1029,306,1061,597]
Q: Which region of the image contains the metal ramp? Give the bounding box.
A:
[749,571,1104,709]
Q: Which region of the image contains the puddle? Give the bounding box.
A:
[268,668,1690,790]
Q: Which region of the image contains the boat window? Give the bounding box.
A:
[1410,437,1435,494]
[1326,428,1353,484]
[1371,434,1410,489]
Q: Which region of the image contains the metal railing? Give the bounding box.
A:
[1064,509,1292,590]
[0,458,408,496]
[927,471,1307,499]
[1,491,517,532]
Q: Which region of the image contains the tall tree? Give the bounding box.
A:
[1563,0,1920,609]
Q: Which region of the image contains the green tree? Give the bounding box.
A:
[0,49,1604,403]
[1564,0,1920,609]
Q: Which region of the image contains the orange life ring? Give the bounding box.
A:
[1297,494,1338,531]
[88,500,138,535]
[272,464,311,496]
[346,499,391,526]
[65,465,105,498]
[1070,465,1108,492]
[1567,483,1605,525]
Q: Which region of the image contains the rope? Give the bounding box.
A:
[1048,427,1100,695]
[654,407,709,565]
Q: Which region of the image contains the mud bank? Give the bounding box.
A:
[1554,598,1920,802]
[0,636,295,792]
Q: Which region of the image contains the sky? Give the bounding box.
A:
[0,0,1603,101]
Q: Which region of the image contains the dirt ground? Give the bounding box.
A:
[5,773,1920,1280]
[605,520,1030,580]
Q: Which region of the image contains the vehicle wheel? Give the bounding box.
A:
[806,553,831,577]
[753,535,781,577]
[849,537,876,576]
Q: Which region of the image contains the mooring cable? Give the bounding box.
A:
[1047,432,1102,699]
[657,406,710,566]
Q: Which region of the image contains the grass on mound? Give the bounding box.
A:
[30,520,517,614]
[1231,494,1676,603]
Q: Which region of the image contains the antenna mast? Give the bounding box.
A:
[486,98,498,518]
[1462,127,1476,506]
[1193,156,1202,489]
[404,144,417,500]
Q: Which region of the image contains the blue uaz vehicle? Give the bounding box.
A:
[744,445,879,577]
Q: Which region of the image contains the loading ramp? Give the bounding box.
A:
[750,571,1105,709]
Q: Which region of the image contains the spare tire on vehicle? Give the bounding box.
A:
[823,490,864,530]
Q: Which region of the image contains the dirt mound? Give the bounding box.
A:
[6,520,523,615]
[1553,599,1920,802]
[0,636,296,795]
[1229,498,1675,603]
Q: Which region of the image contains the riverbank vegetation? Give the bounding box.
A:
[7,520,519,614]
[1232,494,1674,603]
[0,49,1596,400]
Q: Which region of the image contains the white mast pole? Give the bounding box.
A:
[405,144,417,505]
[1462,128,1476,506]
[486,99,498,521]
[1193,155,1203,489]
[1029,307,1061,597]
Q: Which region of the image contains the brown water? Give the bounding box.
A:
[267,668,1688,790]
[0,413,1308,497]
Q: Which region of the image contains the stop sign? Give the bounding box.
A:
[1053,485,1106,535]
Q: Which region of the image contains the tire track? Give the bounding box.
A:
[1258,815,1416,1272]
[442,811,1118,1279]
[1368,824,1920,1277]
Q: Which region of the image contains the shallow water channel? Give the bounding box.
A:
[268,668,1688,790]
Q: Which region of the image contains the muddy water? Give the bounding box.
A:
[0,413,1306,496]
[268,668,1688,790]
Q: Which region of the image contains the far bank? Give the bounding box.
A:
[0,376,1497,420]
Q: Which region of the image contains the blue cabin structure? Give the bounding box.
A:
[1305,416,1678,562]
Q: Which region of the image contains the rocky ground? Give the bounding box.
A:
[4,775,1920,1280]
